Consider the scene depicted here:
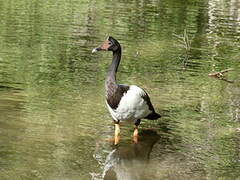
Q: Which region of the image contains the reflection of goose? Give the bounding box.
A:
[101,130,160,180]
[92,37,160,144]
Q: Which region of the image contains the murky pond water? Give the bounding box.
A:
[0,0,240,179]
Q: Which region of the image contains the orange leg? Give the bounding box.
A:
[133,125,139,143]
[114,123,120,145]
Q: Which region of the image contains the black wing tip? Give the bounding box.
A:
[145,112,161,120]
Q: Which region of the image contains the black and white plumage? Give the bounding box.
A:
[92,36,160,143]
[106,85,158,123]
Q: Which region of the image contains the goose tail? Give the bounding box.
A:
[145,112,161,120]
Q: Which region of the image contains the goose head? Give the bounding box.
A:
[92,36,121,53]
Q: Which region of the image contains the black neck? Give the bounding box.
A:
[106,48,121,85]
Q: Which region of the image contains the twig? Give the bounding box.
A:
[208,68,233,78]
[208,68,234,83]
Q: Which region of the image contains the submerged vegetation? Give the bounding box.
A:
[174,29,193,68]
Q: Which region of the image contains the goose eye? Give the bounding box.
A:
[108,42,112,45]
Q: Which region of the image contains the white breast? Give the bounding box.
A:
[106,85,151,122]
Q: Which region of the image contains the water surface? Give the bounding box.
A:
[0,0,240,179]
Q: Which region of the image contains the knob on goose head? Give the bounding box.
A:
[92,36,121,53]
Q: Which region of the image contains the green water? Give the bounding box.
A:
[0,0,240,179]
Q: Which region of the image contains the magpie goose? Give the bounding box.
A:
[92,36,160,144]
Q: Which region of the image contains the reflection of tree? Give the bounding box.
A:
[228,80,240,122]
[196,75,240,178]
[207,0,240,67]
[0,89,26,177]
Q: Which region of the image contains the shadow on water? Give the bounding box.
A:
[100,130,160,180]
